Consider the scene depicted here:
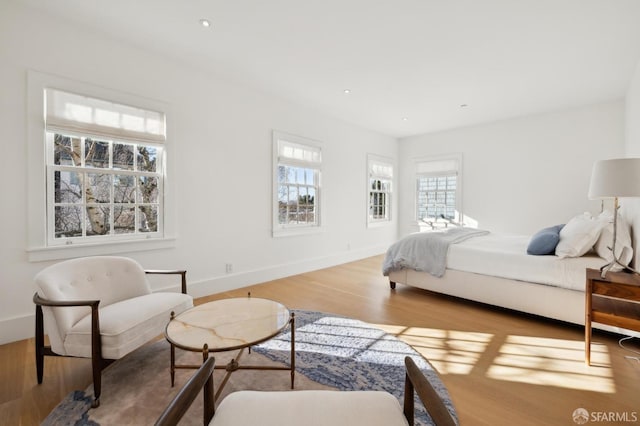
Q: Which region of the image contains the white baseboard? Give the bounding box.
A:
[0,313,35,345]
[187,245,387,298]
[1,246,387,345]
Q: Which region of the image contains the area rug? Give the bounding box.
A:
[43,310,457,426]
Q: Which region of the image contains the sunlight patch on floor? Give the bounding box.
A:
[375,324,615,392]
[375,324,493,374]
[486,336,615,393]
[373,323,410,335]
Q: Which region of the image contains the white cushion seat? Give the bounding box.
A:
[211,390,410,426]
[65,292,193,359]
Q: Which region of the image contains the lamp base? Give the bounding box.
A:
[599,259,640,278]
[598,199,638,278]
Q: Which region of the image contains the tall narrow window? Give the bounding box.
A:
[273,131,322,236]
[415,155,462,225]
[367,155,393,226]
[44,89,166,245]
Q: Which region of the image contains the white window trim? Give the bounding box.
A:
[272,130,323,237]
[414,153,463,225]
[366,154,393,228]
[26,70,176,262]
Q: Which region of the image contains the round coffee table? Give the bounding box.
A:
[165,295,295,401]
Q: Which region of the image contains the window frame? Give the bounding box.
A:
[366,154,393,228]
[45,132,164,245]
[414,154,463,226]
[272,131,323,237]
[27,71,175,262]
[416,174,457,221]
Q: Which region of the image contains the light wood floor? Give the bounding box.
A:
[2,255,639,425]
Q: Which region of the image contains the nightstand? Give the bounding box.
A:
[585,268,640,365]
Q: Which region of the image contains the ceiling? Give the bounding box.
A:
[21,0,640,138]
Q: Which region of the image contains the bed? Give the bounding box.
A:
[384,209,638,335]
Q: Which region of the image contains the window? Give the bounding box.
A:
[417,175,457,220]
[273,131,322,236]
[27,71,174,261]
[45,89,165,245]
[367,155,393,226]
[415,155,462,224]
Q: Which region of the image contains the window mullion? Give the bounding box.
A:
[81,171,87,237]
[110,174,114,235]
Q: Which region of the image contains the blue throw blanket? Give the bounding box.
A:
[382,227,490,277]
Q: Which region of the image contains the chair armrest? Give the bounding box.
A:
[145,270,188,294]
[33,292,103,364]
[404,356,457,426]
[155,357,215,426]
[33,292,100,308]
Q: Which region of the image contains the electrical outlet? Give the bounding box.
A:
[225,263,233,274]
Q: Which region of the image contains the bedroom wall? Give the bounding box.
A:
[398,102,625,237]
[621,58,640,268]
[625,60,640,156]
[0,3,398,344]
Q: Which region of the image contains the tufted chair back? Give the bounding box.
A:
[34,256,152,355]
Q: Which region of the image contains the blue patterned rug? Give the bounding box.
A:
[43,310,457,425]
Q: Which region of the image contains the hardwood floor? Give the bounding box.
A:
[2,255,639,425]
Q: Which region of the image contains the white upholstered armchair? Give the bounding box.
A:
[155,356,458,426]
[33,256,193,407]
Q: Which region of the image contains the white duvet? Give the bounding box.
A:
[447,233,607,291]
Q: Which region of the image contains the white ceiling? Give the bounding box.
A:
[21,0,640,138]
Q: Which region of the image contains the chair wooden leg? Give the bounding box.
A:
[35,305,45,384]
[90,305,102,408]
[92,357,102,408]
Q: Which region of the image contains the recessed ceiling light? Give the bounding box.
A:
[343,89,351,94]
[200,19,211,28]
[402,117,408,121]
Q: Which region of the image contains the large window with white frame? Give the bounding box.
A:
[44,89,166,245]
[28,72,174,261]
[367,155,393,226]
[415,155,462,225]
[273,131,322,236]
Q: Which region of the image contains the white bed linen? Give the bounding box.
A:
[447,233,606,291]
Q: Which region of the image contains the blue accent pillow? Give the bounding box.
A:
[527,224,565,255]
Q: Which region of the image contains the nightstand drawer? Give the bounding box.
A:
[585,268,640,365]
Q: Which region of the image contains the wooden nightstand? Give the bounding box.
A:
[585,268,640,365]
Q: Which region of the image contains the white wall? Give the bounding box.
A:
[621,59,640,268]
[626,61,640,155]
[398,102,625,236]
[0,3,398,344]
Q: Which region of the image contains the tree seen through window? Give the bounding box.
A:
[52,133,161,238]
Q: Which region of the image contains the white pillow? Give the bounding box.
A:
[555,212,605,258]
[594,210,633,270]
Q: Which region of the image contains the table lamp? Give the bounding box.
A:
[588,158,640,277]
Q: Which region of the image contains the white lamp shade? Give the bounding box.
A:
[588,158,640,199]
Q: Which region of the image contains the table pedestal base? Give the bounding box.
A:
[169,312,296,404]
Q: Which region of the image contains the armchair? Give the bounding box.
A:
[155,356,457,426]
[34,256,193,407]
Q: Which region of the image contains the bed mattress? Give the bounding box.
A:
[447,234,606,291]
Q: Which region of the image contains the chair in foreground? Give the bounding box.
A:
[33,256,193,407]
[155,356,457,426]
